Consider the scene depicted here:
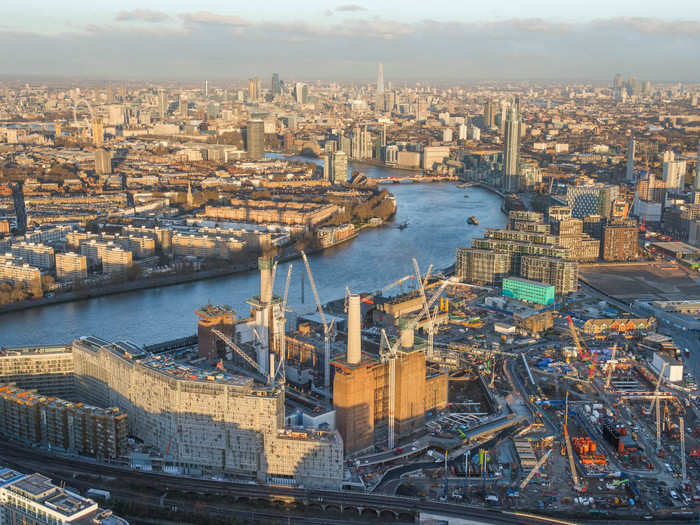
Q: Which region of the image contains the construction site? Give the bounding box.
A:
[3,249,700,520]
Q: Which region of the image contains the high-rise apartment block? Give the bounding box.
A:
[0,384,128,459]
[0,254,42,297]
[10,242,55,270]
[503,98,521,192]
[519,256,578,295]
[602,220,639,261]
[55,252,88,282]
[246,119,264,160]
[323,151,348,185]
[101,247,132,275]
[94,149,112,175]
[662,150,687,194]
[0,345,74,398]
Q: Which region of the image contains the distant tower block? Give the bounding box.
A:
[347,294,362,364]
[196,305,236,361]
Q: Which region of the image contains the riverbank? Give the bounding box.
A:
[0,264,259,315]
[0,218,393,315]
[0,182,507,347]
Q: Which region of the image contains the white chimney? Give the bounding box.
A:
[258,257,273,304]
[347,294,362,364]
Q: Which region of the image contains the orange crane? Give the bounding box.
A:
[567,315,591,361]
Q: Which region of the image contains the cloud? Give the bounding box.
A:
[179,11,249,27]
[591,17,700,37]
[2,16,700,81]
[336,4,367,12]
[115,9,170,23]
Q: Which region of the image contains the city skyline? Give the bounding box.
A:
[2,2,700,80]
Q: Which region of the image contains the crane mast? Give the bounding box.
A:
[300,251,332,390]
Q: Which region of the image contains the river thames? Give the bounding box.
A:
[0,163,506,347]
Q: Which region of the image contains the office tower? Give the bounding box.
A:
[248,78,258,101]
[499,100,507,135]
[94,149,112,175]
[54,121,62,139]
[483,100,495,129]
[178,94,187,118]
[119,84,127,100]
[294,82,308,104]
[91,118,103,147]
[204,79,208,97]
[503,98,521,193]
[695,139,700,191]
[246,119,265,160]
[377,62,384,94]
[614,73,623,89]
[566,183,620,219]
[158,89,166,120]
[602,220,639,261]
[272,73,281,96]
[105,84,113,104]
[662,150,687,194]
[626,137,635,181]
[10,182,26,235]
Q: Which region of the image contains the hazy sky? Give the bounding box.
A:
[2,1,700,81]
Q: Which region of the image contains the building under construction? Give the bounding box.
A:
[333,296,447,454]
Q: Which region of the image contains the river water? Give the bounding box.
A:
[0,162,506,347]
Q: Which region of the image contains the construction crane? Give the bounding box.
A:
[519,448,553,491]
[680,415,687,489]
[567,315,591,361]
[563,393,583,492]
[381,274,415,295]
[380,328,402,449]
[605,344,618,390]
[273,264,293,378]
[212,328,267,378]
[412,258,453,360]
[300,251,334,391]
[647,362,668,415]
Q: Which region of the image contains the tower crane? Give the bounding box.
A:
[647,362,668,415]
[680,415,688,489]
[563,393,583,492]
[300,251,335,391]
[412,258,453,360]
[381,274,415,295]
[211,329,267,378]
[567,315,591,361]
[380,328,402,449]
[605,345,618,390]
[519,448,553,491]
[273,264,293,378]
